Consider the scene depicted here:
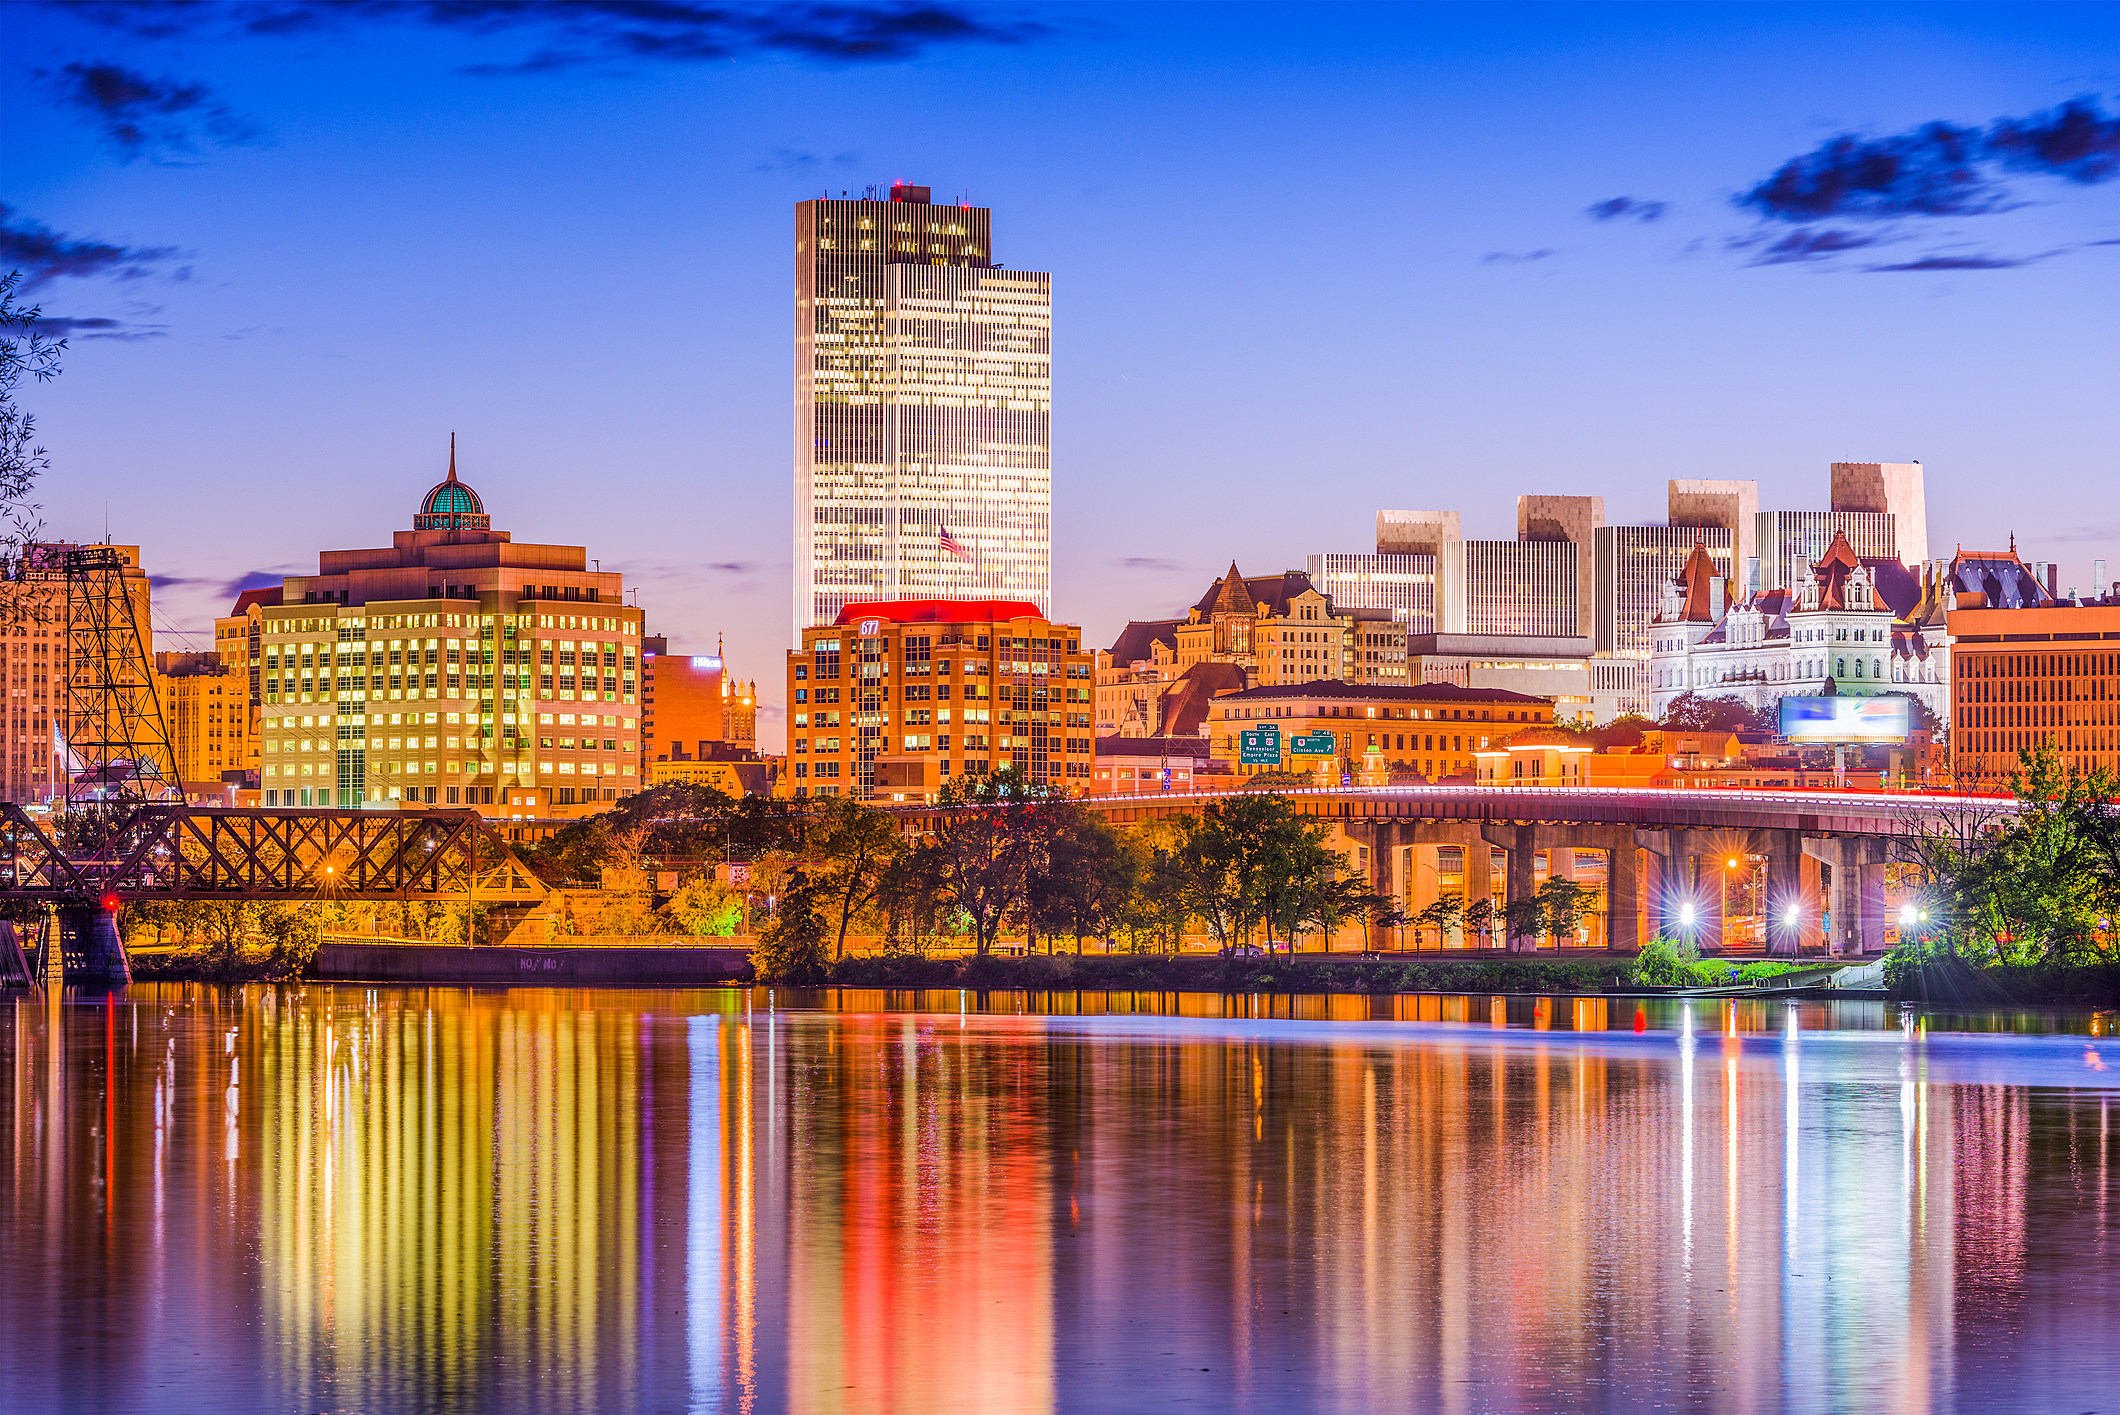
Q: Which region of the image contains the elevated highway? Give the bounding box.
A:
[903,785,2004,958]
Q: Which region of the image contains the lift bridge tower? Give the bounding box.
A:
[52,544,182,984]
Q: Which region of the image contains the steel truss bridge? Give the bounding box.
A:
[0,804,548,904]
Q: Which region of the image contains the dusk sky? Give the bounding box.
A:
[7,1,2116,748]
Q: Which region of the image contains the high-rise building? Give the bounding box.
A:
[787,599,1092,802]
[254,452,645,818]
[153,651,251,802]
[1594,526,1736,658]
[1516,494,1602,638]
[1305,553,1438,633]
[1376,510,1464,632]
[794,183,1052,634]
[1831,461,1927,565]
[1667,479,1758,576]
[1755,510,1897,595]
[1464,540,1577,637]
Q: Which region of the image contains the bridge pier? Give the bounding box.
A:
[56,905,130,987]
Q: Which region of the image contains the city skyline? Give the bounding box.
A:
[6,2,2116,754]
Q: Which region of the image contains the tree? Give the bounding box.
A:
[0,271,57,599]
[1462,896,1496,948]
[751,867,830,983]
[1535,877,1597,946]
[921,767,1052,954]
[1029,807,1142,954]
[808,795,906,958]
[1173,792,1343,951]
[1411,892,1465,948]
[1660,691,1774,734]
[670,875,745,936]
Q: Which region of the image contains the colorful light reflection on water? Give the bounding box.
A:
[1,985,2114,1414]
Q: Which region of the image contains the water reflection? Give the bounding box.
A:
[0,985,2114,1414]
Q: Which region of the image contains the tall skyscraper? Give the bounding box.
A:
[1830,461,1927,564]
[794,183,1052,635]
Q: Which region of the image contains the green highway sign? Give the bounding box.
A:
[1238,724,1282,765]
[1290,732,1336,756]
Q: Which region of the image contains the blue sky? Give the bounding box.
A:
[7,1,2117,746]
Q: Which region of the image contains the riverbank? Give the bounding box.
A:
[1890,956,2120,1008]
[832,951,1642,995]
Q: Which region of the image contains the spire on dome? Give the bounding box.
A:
[415,438,491,532]
[448,431,457,481]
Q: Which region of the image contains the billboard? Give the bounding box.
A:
[1778,695,1910,744]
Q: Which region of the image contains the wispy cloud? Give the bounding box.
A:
[1738,96,2120,223]
[753,147,862,175]
[1862,251,2056,273]
[36,61,265,163]
[0,204,178,290]
[1480,248,1555,265]
[1738,228,1887,266]
[26,315,168,341]
[1117,556,1185,572]
[63,1,1051,75]
[1585,196,1666,223]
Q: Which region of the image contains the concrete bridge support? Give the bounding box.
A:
[56,905,129,987]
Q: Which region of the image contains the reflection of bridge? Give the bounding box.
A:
[1,804,547,983]
[938,786,2004,957]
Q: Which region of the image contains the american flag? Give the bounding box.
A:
[938,525,973,561]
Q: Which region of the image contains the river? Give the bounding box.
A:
[1,985,2114,1414]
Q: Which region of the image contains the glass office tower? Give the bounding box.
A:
[794,183,1052,634]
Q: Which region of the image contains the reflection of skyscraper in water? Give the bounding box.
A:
[794,183,1053,633]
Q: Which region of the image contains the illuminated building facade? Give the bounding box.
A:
[152,651,251,802]
[1208,680,1554,784]
[1756,510,1899,599]
[1304,552,1439,633]
[255,453,645,817]
[794,183,1052,632]
[1647,533,1951,724]
[640,636,757,760]
[0,542,152,805]
[1098,565,1405,738]
[786,598,1091,801]
[1464,539,1578,637]
[1946,550,2112,785]
[1406,633,1640,726]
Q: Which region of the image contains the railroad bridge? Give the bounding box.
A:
[909,785,2005,956]
[1,804,547,983]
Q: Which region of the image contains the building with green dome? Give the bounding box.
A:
[242,442,647,820]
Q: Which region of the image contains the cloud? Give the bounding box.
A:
[222,567,298,598]
[0,204,178,290]
[1740,228,1887,266]
[26,315,168,341]
[753,147,862,175]
[1585,196,1667,223]
[1480,249,1555,264]
[1862,251,2055,273]
[1986,98,2120,184]
[1738,122,1998,222]
[1117,556,1184,572]
[64,2,1050,75]
[706,561,757,575]
[1738,96,2120,223]
[37,61,264,162]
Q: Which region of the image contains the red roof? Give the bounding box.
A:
[833,598,1049,627]
[230,586,283,616]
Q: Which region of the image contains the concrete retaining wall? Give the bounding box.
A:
[314,941,752,986]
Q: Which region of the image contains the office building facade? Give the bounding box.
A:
[255,456,645,817]
[1756,510,1898,598]
[787,598,1092,802]
[1305,552,1438,634]
[794,183,1052,634]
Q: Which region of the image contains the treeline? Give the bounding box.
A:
[1888,745,2120,998]
[527,772,1400,983]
